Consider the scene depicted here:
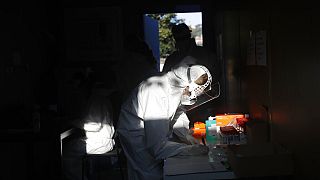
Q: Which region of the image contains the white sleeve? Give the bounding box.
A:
[139,86,187,160]
[172,109,190,142]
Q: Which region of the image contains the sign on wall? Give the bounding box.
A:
[247,30,267,66]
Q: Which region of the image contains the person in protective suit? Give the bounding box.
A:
[117,57,219,180]
[162,23,221,122]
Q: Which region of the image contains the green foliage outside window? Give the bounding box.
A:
[147,13,185,58]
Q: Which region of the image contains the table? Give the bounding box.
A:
[163,149,236,180]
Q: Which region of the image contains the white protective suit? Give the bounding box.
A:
[117,61,211,180]
[83,88,115,154]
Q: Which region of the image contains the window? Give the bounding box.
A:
[144,12,202,72]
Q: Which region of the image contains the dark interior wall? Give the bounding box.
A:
[122,7,143,38]
[269,8,320,177]
[1,3,46,129]
[1,1,62,180]
[60,5,124,130]
[214,1,270,115]
[217,2,320,178]
[1,1,62,129]
[221,10,243,113]
[238,9,270,121]
[1,7,35,129]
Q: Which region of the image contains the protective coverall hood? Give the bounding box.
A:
[166,56,203,88]
[167,58,212,106]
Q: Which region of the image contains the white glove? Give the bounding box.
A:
[179,144,209,156]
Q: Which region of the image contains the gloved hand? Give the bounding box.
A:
[179,144,209,156]
[185,129,201,145]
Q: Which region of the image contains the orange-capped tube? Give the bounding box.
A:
[216,113,244,127]
[192,122,206,139]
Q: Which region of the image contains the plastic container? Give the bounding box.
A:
[205,117,217,145]
[236,117,249,133]
[216,113,244,127]
[192,122,206,139]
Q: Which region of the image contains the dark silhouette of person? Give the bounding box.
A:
[163,23,220,83]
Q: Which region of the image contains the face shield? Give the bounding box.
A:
[180,65,220,111]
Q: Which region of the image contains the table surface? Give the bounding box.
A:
[163,152,236,180]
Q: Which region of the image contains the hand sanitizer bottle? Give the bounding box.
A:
[206,116,220,162]
[205,116,217,145]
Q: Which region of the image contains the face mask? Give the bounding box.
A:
[181,65,212,106]
[181,82,199,105]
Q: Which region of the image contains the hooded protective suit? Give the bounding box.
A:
[117,61,211,180]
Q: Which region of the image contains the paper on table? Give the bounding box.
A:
[164,155,227,176]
